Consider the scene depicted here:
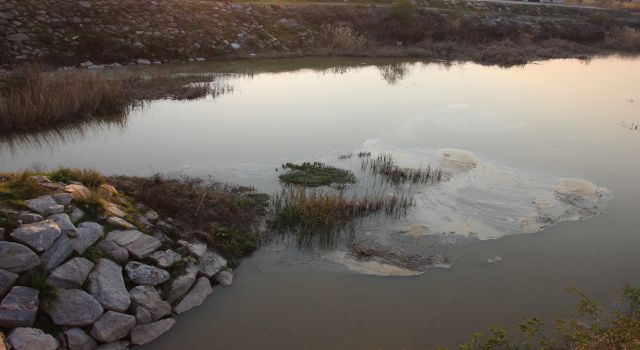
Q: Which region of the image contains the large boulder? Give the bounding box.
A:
[72,226,103,255]
[8,327,59,350]
[173,277,213,314]
[48,213,77,237]
[0,286,39,327]
[0,242,40,273]
[45,289,103,327]
[90,311,136,343]
[214,270,234,287]
[79,221,104,236]
[106,230,142,246]
[24,196,58,214]
[47,257,94,289]
[199,250,227,278]
[130,318,176,346]
[150,249,182,268]
[39,234,74,271]
[9,220,61,253]
[124,234,162,259]
[129,286,171,323]
[64,327,98,350]
[95,240,129,264]
[178,240,207,259]
[125,261,169,286]
[87,259,131,312]
[0,268,19,299]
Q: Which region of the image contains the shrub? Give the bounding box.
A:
[49,167,105,189]
[604,27,640,51]
[320,25,367,51]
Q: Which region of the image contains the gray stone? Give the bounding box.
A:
[45,289,103,327]
[0,268,19,299]
[106,217,135,230]
[136,305,153,324]
[0,241,40,273]
[125,261,169,286]
[88,259,131,312]
[72,227,102,255]
[39,234,74,271]
[79,1,92,8]
[48,257,94,289]
[79,221,104,236]
[68,206,85,222]
[136,58,151,65]
[19,212,43,224]
[52,192,73,205]
[144,210,159,222]
[165,273,196,305]
[95,341,130,350]
[178,239,207,259]
[106,230,142,246]
[90,311,136,343]
[48,213,77,237]
[95,240,129,264]
[65,184,91,199]
[24,196,57,213]
[150,249,182,268]
[199,250,227,278]
[125,234,161,259]
[230,43,241,49]
[9,220,61,252]
[153,230,174,246]
[129,286,171,322]
[132,213,153,229]
[44,204,65,215]
[0,287,39,327]
[130,318,176,345]
[8,327,59,350]
[173,277,213,314]
[64,327,98,350]
[214,270,234,286]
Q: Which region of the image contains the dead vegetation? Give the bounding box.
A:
[348,240,448,272]
[362,153,443,185]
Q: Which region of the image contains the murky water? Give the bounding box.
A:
[2,56,640,349]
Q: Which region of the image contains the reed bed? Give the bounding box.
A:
[361,153,443,185]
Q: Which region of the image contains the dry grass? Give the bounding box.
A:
[604,27,640,51]
[321,24,367,52]
[361,153,443,185]
[0,64,129,132]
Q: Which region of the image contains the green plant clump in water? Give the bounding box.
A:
[22,268,58,308]
[210,227,258,267]
[279,162,356,187]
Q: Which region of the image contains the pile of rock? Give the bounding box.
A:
[0,176,233,350]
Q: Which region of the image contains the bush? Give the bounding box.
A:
[604,27,640,51]
[321,24,367,51]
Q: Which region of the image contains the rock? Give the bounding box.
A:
[173,277,213,314]
[79,1,92,8]
[125,234,162,260]
[153,230,174,246]
[135,305,153,324]
[0,269,18,299]
[0,287,39,327]
[79,221,104,236]
[48,213,77,237]
[9,220,61,252]
[95,341,130,350]
[47,257,94,289]
[199,250,227,278]
[136,58,151,65]
[150,249,181,268]
[144,210,159,222]
[90,311,136,343]
[68,206,85,222]
[106,217,135,230]
[0,242,40,273]
[39,234,74,271]
[7,327,59,350]
[44,204,65,215]
[102,202,125,218]
[72,226,103,255]
[65,184,91,199]
[64,327,98,350]
[130,318,176,345]
[214,270,234,286]
[155,220,175,235]
[98,184,118,196]
[230,43,241,49]
[129,286,171,322]
[95,241,129,264]
[45,289,103,327]
[24,196,57,214]
[88,259,131,312]
[125,262,169,286]
[52,192,73,205]
[132,213,154,229]
[19,212,43,224]
[106,230,142,246]
[178,240,207,259]
[164,273,196,305]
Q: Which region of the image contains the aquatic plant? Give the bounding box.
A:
[361,154,443,185]
[358,151,372,158]
[338,153,353,160]
[279,162,357,187]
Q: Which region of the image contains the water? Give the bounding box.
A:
[2,56,640,349]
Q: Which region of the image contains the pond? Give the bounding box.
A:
[1,56,640,349]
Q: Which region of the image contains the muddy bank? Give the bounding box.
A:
[1,0,640,69]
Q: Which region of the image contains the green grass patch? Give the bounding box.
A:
[49,167,105,188]
[210,227,258,268]
[22,268,58,308]
[279,162,356,187]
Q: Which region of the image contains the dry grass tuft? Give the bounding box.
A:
[0,64,129,132]
[321,24,367,51]
[605,27,640,51]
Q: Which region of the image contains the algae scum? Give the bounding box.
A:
[1,57,639,350]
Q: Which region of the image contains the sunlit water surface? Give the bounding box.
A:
[1,56,640,349]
